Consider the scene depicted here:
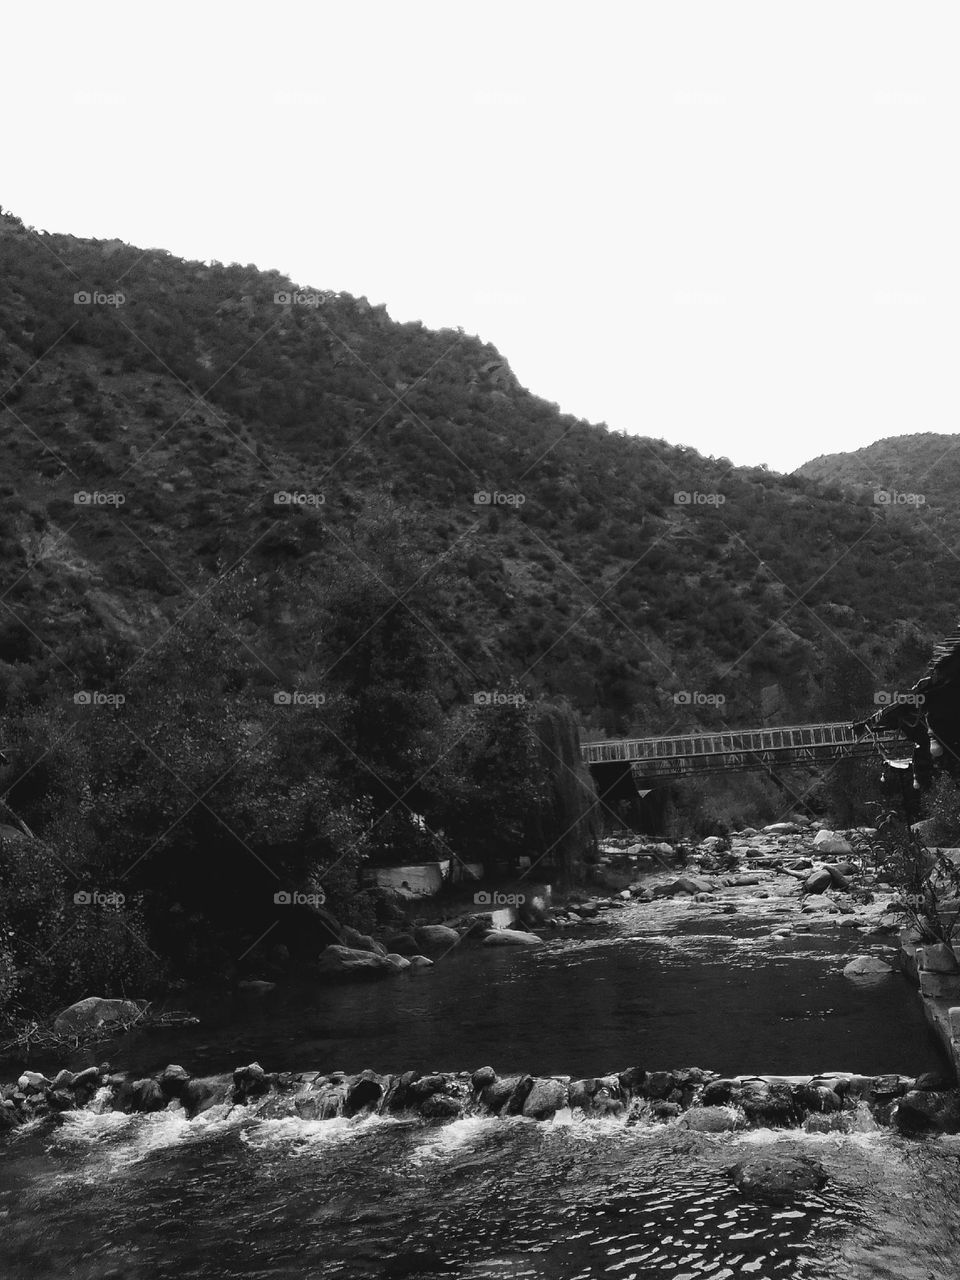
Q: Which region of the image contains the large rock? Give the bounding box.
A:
[825,864,852,890]
[677,875,713,895]
[340,926,387,956]
[729,1154,827,1203]
[801,894,838,914]
[482,929,544,947]
[804,868,834,895]
[843,955,893,978]
[764,823,801,835]
[413,925,461,955]
[522,1078,568,1119]
[738,1080,800,1125]
[316,946,405,980]
[680,1105,745,1132]
[813,830,854,856]
[53,997,145,1037]
[894,1089,960,1134]
[385,932,420,956]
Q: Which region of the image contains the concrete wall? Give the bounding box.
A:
[373,862,484,897]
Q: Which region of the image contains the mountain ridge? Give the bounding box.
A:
[0,207,954,738]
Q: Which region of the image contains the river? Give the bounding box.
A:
[1,887,957,1278]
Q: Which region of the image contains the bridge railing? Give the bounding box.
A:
[581,721,906,765]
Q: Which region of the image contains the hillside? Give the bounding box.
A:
[797,433,960,543]
[0,208,954,741]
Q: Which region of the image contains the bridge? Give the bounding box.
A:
[581,721,911,783]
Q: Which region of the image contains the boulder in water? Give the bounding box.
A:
[482,929,543,947]
[801,894,838,914]
[522,1078,568,1119]
[739,1080,800,1125]
[385,932,420,956]
[316,945,406,980]
[813,829,854,856]
[340,926,387,956]
[843,955,893,978]
[680,1105,746,1132]
[729,1154,827,1203]
[53,996,145,1037]
[677,875,713,894]
[413,925,461,955]
[804,868,834,895]
[471,1066,497,1091]
[894,1089,960,1134]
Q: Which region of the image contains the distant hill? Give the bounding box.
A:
[0,207,956,738]
[796,433,960,541]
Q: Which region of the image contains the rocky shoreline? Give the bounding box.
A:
[303,819,904,983]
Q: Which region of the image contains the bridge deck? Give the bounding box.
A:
[581,721,909,778]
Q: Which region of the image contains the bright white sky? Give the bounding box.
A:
[4,1,958,472]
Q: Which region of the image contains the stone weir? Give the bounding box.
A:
[4,1061,960,1137]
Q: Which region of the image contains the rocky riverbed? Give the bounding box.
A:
[2,821,958,1280]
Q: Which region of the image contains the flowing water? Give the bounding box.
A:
[2,896,958,1279]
